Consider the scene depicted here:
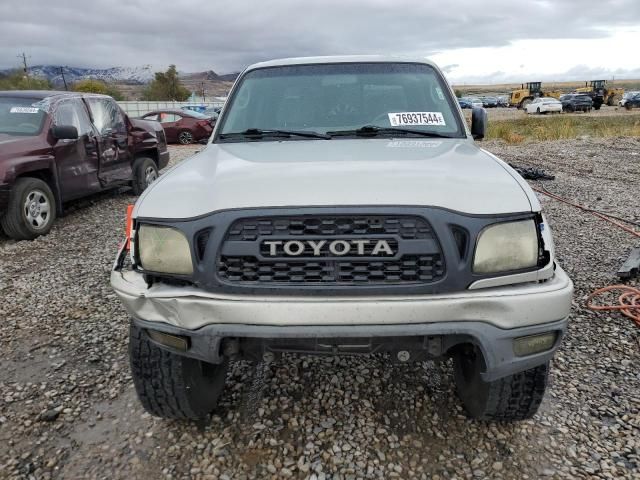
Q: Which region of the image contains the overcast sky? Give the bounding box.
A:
[1,0,639,83]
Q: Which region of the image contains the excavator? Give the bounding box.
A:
[509,82,563,109]
[575,80,624,110]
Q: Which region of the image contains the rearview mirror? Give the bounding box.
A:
[471,107,487,140]
[51,125,78,140]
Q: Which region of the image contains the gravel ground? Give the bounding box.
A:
[1,139,639,480]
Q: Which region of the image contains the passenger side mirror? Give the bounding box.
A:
[51,125,78,140]
[471,107,487,141]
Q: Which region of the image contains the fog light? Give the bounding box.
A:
[513,332,557,357]
[147,330,189,351]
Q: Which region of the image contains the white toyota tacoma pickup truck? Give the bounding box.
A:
[111,56,573,422]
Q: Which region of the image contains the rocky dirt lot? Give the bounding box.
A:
[1,139,639,480]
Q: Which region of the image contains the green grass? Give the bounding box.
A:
[483,115,640,144]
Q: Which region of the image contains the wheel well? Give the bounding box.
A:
[447,342,489,370]
[137,149,159,166]
[16,169,63,216]
[17,169,54,186]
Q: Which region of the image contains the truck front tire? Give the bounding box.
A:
[131,157,159,195]
[129,323,228,420]
[453,347,548,421]
[1,177,57,240]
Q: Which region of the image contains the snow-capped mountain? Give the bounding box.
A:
[0,64,240,90]
[3,65,156,86]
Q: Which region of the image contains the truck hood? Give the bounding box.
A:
[136,138,537,218]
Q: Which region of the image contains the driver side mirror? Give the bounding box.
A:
[51,125,79,140]
[471,107,487,141]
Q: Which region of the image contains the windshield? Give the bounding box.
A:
[0,97,47,136]
[217,62,464,141]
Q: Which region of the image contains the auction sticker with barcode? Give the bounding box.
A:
[388,112,446,127]
[10,107,39,114]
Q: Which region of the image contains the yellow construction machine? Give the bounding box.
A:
[509,82,563,109]
[575,80,624,110]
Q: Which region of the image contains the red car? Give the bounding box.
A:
[140,109,213,144]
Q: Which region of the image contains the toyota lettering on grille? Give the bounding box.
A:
[262,239,395,257]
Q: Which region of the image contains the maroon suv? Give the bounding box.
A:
[0,91,169,240]
[140,109,213,144]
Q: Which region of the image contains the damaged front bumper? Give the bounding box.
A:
[111,254,573,380]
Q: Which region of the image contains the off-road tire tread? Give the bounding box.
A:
[0,177,56,240]
[454,353,549,422]
[481,363,548,421]
[129,323,224,420]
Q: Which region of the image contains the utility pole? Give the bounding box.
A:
[201,81,206,102]
[18,52,29,75]
[59,67,68,90]
[17,52,30,88]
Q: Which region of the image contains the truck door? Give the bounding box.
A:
[85,97,133,186]
[52,98,101,200]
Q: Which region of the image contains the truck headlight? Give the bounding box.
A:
[473,220,538,274]
[138,225,193,275]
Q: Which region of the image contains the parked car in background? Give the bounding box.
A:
[524,97,562,114]
[624,92,640,110]
[481,96,498,108]
[458,98,472,109]
[180,105,207,114]
[0,91,168,240]
[559,94,593,113]
[460,97,483,109]
[141,109,214,144]
[496,96,509,107]
[618,91,638,107]
[203,106,221,120]
[618,92,633,107]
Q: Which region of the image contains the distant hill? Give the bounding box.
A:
[0,65,239,89]
[181,70,239,82]
[3,65,156,86]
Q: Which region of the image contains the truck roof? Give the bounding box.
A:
[245,55,438,71]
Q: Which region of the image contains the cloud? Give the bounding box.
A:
[440,64,460,74]
[1,0,639,77]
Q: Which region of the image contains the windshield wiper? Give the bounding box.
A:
[327,125,454,139]
[219,128,331,140]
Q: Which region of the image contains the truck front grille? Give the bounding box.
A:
[218,255,444,284]
[217,215,445,286]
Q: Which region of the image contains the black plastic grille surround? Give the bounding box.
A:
[217,215,445,286]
